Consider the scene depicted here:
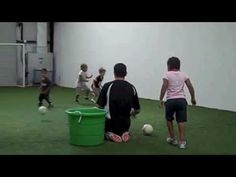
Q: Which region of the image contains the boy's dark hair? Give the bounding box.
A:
[81,64,88,69]
[99,67,106,73]
[167,57,180,70]
[114,63,127,77]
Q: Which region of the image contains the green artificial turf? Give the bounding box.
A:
[0,87,236,155]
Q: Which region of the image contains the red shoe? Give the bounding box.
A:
[106,132,122,143]
[122,132,131,142]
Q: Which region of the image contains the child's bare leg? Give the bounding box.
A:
[94,88,100,97]
[167,120,175,138]
[178,122,185,142]
[75,94,79,102]
[89,90,97,103]
[85,89,90,99]
[75,87,80,102]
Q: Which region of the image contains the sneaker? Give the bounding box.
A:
[90,98,96,104]
[48,103,54,108]
[166,137,178,145]
[179,141,187,149]
[122,132,131,142]
[105,132,122,143]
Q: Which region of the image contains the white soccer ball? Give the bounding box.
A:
[38,106,48,115]
[142,124,154,136]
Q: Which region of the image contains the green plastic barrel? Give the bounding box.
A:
[65,107,107,146]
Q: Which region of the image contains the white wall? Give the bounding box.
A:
[0,22,16,42]
[54,22,236,112]
[0,23,17,86]
[0,22,51,85]
[23,22,37,41]
[22,22,51,53]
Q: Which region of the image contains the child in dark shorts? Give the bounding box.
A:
[91,67,106,98]
[159,57,196,149]
[38,68,53,108]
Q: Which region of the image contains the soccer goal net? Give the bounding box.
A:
[0,43,26,87]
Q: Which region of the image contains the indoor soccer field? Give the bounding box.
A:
[1,87,236,155]
[1,22,236,155]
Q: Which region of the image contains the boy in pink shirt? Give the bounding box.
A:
[159,57,196,149]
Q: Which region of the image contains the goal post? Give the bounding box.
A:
[0,43,26,87]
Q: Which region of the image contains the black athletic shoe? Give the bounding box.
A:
[75,95,80,103]
[48,103,54,108]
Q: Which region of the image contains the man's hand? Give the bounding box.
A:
[130,108,139,119]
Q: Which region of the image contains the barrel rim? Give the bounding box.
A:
[65,107,107,117]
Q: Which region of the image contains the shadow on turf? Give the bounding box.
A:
[41,120,53,123]
[77,102,97,107]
